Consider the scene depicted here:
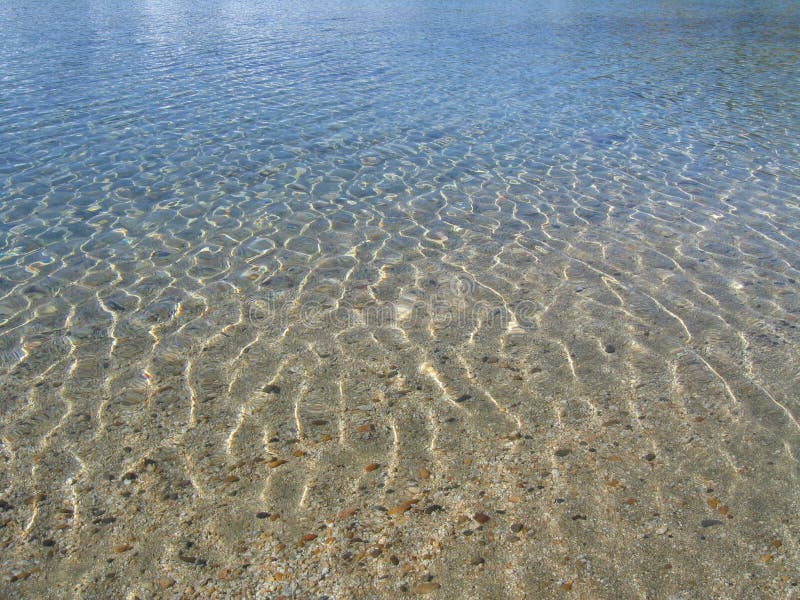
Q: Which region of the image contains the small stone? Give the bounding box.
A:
[510,523,524,533]
[158,577,175,589]
[42,539,55,547]
[473,512,490,524]
[301,533,318,542]
[424,504,444,514]
[604,344,616,353]
[554,448,571,457]
[224,475,240,483]
[365,463,380,473]
[112,544,133,553]
[255,512,270,519]
[454,394,472,403]
[470,556,485,566]
[561,581,573,591]
[268,459,287,468]
[388,499,418,516]
[644,453,656,461]
[701,519,723,528]
[411,582,440,594]
[263,384,281,394]
[418,467,431,479]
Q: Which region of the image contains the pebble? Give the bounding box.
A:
[473,512,490,524]
[337,507,357,519]
[510,523,524,533]
[455,394,472,403]
[604,344,616,353]
[112,544,133,553]
[268,459,287,468]
[158,577,175,589]
[701,519,723,528]
[365,463,380,473]
[644,453,656,461]
[470,556,485,566]
[554,448,571,457]
[388,500,418,516]
[424,504,444,514]
[411,582,440,594]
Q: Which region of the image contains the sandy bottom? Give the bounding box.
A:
[1,181,799,599]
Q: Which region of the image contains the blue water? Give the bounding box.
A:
[1,1,800,597]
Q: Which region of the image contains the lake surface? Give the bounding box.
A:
[1,0,799,597]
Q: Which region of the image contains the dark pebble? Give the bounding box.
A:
[255,511,270,519]
[42,539,55,547]
[554,448,571,457]
[262,384,281,394]
[455,394,472,403]
[604,344,616,353]
[701,519,723,528]
[424,504,444,514]
[471,556,485,566]
[644,452,656,461]
[510,523,524,533]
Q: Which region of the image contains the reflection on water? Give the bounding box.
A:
[1,0,799,597]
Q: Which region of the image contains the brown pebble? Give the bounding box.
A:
[301,533,318,542]
[561,581,573,591]
[388,499,418,516]
[268,459,287,468]
[224,475,240,483]
[473,512,490,524]
[112,544,133,553]
[337,507,357,519]
[158,577,175,589]
[411,582,440,594]
[365,463,380,473]
[418,468,431,479]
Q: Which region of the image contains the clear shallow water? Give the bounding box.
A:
[1,0,800,597]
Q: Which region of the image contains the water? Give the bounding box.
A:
[1,0,799,597]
